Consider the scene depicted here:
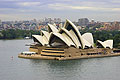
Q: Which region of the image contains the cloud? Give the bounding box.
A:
[54,0,73,1]
[19,2,41,7]
[110,0,120,3]
[0,0,120,21]
[48,3,120,12]
[0,0,18,1]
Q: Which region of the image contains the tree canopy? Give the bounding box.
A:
[0,29,40,39]
[0,29,120,48]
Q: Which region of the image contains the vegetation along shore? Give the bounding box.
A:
[0,29,120,48]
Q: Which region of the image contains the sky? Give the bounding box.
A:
[0,0,120,21]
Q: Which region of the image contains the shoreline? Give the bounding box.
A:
[0,38,32,40]
[18,52,120,60]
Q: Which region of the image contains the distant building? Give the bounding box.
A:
[113,21,120,30]
[54,18,61,23]
[98,21,120,31]
[33,19,37,23]
[0,19,1,24]
[45,18,53,24]
[78,18,89,26]
[58,22,63,28]
[0,20,3,31]
[91,19,95,24]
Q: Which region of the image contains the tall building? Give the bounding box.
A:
[78,18,89,26]
[45,18,53,23]
[0,19,2,24]
[33,19,37,23]
[0,19,2,30]
[113,21,120,30]
[54,18,61,23]
[91,19,95,24]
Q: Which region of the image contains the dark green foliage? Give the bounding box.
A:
[0,29,40,39]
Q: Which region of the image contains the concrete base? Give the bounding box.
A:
[18,53,120,60]
[18,46,120,60]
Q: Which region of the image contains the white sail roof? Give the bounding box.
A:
[82,33,94,47]
[32,35,44,46]
[32,35,48,46]
[41,30,50,40]
[62,33,75,46]
[64,19,85,48]
[59,28,80,47]
[69,30,82,48]
[32,24,58,46]
[48,23,58,33]
[97,40,113,49]
[49,33,75,47]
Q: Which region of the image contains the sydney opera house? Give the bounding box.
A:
[18,19,120,60]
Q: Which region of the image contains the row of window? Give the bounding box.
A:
[81,52,102,56]
[21,53,38,55]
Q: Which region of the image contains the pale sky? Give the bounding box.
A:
[0,0,120,21]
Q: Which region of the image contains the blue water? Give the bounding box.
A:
[0,39,120,80]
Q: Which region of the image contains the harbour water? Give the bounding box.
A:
[0,39,120,80]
